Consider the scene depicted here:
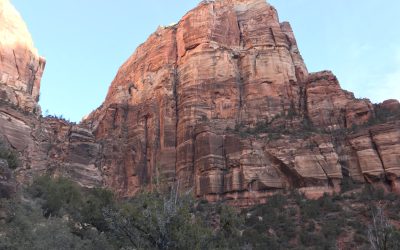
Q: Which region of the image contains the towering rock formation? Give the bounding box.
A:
[0,0,102,187]
[0,0,45,179]
[0,0,45,113]
[0,0,399,206]
[84,0,399,204]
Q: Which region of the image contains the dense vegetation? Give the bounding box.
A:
[1,175,400,249]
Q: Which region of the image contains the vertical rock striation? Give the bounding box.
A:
[0,0,45,114]
[0,0,399,205]
[86,0,312,197]
[84,0,400,204]
[0,0,103,188]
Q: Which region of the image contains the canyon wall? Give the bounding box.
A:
[0,0,102,189]
[84,0,400,204]
[0,0,399,205]
[0,0,45,114]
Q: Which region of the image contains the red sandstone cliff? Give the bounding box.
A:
[82,0,400,204]
[0,0,102,187]
[0,0,399,205]
[0,0,45,114]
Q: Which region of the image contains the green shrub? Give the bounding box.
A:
[306,221,316,232]
[0,147,19,169]
[104,189,218,249]
[4,174,400,249]
[80,188,115,231]
[354,233,368,244]
[319,194,341,213]
[28,175,115,233]
[300,232,326,248]
[388,230,400,249]
[321,219,341,238]
[340,177,358,192]
[347,220,366,234]
[359,185,385,201]
[241,229,279,250]
[300,200,321,220]
[28,175,83,217]
[0,199,112,250]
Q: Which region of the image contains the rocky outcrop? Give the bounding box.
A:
[83,0,399,203]
[0,0,103,188]
[0,0,45,114]
[0,103,103,188]
[0,0,399,205]
[39,118,103,187]
[85,0,311,197]
[348,122,400,181]
[305,71,374,129]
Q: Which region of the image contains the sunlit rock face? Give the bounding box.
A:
[0,0,103,188]
[305,71,375,130]
[0,0,46,180]
[0,0,399,206]
[85,0,310,198]
[0,0,45,114]
[83,0,399,205]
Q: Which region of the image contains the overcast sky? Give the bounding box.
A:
[11,0,400,122]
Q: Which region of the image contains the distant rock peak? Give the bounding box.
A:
[0,0,38,55]
[0,0,45,114]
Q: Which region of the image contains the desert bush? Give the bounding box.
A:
[28,175,83,217]
[241,229,279,250]
[340,177,359,192]
[104,186,216,249]
[300,199,321,220]
[368,206,396,250]
[368,105,400,126]
[4,174,400,249]
[299,231,325,247]
[359,185,385,201]
[80,187,115,231]
[0,199,112,250]
[28,175,114,232]
[0,146,19,169]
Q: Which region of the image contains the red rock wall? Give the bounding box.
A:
[0,0,399,206]
[84,0,400,203]
[0,0,45,114]
[85,0,313,197]
[85,0,398,204]
[0,0,103,188]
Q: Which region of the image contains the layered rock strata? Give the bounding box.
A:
[0,0,102,188]
[0,0,45,114]
[84,0,400,203]
[0,0,399,205]
[86,0,311,196]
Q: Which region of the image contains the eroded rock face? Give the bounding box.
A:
[348,122,400,180]
[0,0,399,205]
[84,0,399,203]
[39,118,103,188]
[0,0,45,114]
[86,0,311,197]
[0,0,103,188]
[305,71,374,130]
[0,104,103,188]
